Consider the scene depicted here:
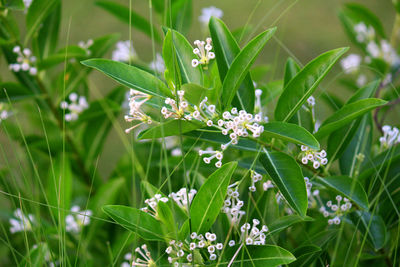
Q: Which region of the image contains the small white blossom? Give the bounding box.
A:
[319,195,352,225]
[0,103,11,123]
[23,0,32,10]
[191,38,215,68]
[78,39,93,55]
[366,40,400,66]
[299,145,328,169]
[112,41,137,62]
[65,205,92,234]
[249,171,263,192]
[161,90,190,119]
[222,184,245,225]
[199,6,223,26]
[124,89,152,133]
[356,74,367,87]
[149,53,165,74]
[9,209,34,233]
[9,46,37,75]
[340,54,361,74]
[263,180,274,191]
[141,194,169,217]
[254,89,269,122]
[199,147,224,168]
[240,219,268,245]
[188,232,223,261]
[122,244,155,266]
[379,125,400,149]
[354,22,375,43]
[60,93,89,122]
[169,188,197,211]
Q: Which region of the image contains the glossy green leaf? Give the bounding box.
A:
[103,205,165,241]
[38,46,88,69]
[219,245,296,266]
[0,82,37,101]
[81,59,171,97]
[314,98,386,139]
[283,57,300,87]
[25,0,59,43]
[138,120,203,140]
[36,2,60,59]
[261,122,320,150]
[180,83,213,106]
[190,162,237,233]
[209,17,255,111]
[315,176,369,210]
[259,148,307,217]
[268,215,313,236]
[221,27,276,110]
[349,211,387,250]
[290,245,322,267]
[275,48,348,122]
[163,29,203,85]
[96,0,161,42]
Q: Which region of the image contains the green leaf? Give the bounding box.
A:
[209,17,255,111]
[290,245,322,267]
[315,176,369,210]
[349,211,387,250]
[38,46,88,69]
[138,120,203,140]
[103,205,165,241]
[0,82,38,101]
[163,29,203,85]
[221,27,276,110]
[18,243,49,267]
[259,148,307,217]
[261,122,320,150]
[275,47,348,122]
[268,215,313,236]
[219,245,296,266]
[35,2,60,59]
[314,98,386,139]
[96,0,160,42]
[283,57,300,87]
[25,0,60,43]
[180,83,213,106]
[4,0,24,10]
[81,59,171,97]
[190,162,237,233]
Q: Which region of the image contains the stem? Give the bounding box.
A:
[227,243,243,267]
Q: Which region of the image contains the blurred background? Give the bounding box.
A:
[0,0,396,177]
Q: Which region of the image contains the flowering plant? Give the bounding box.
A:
[0,0,399,266]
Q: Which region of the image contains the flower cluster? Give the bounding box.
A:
[340,54,362,74]
[240,219,269,245]
[222,184,245,225]
[379,125,400,149]
[125,89,152,133]
[199,6,223,26]
[23,0,33,9]
[65,205,92,233]
[188,232,223,261]
[299,145,328,169]
[304,177,320,208]
[78,39,93,55]
[9,209,34,234]
[169,188,197,211]
[263,180,274,191]
[254,89,269,122]
[161,90,189,119]
[112,41,137,62]
[354,22,375,43]
[166,240,190,265]
[199,147,224,168]
[319,195,352,225]
[191,38,215,68]
[60,93,89,122]
[0,103,11,123]
[249,171,263,192]
[122,245,155,267]
[9,46,37,75]
[140,194,169,217]
[149,53,165,74]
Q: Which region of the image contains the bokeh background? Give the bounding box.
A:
[0,0,396,177]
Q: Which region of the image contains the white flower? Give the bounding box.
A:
[189,231,223,261]
[263,180,274,191]
[191,38,215,68]
[60,93,89,122]
[354,22,375,43]
[112,41,137,62]
[149,53,165,74]
[356,74,367,87]
[340,54,361,74]
[121,244,155,266]
[169,188,197,211]
[141,194,169,217]
[249,171,263,192]
[65,205,92,234]
[0,103,11,123]
[299,145,328,169]
[9,209,34,233]
[124,89,152,133]
[78,39,93,55]
[379,125,400,149]
[199,147,224,168]
[9,46,37,75]
[254,89,269,122]
[199,6,223,26]
[23,0,32,9]
[222,184,245,225]
[319,195,352,225]
[161,90,189,119]
[366,40,400,66]
[240,219,268,245]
